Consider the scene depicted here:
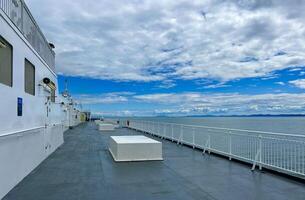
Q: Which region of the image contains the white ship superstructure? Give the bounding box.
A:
[0,0,84,198]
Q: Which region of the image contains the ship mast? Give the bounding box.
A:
[62,79,70,98]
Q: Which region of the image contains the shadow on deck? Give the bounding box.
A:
[4,122,305,200]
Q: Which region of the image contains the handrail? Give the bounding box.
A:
[128,120,305,179]
[131,120,305,138]
[47,123,63,127]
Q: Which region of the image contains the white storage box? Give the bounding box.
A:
[99,123,115,131]
[109,136,163,162]
[95,120,101,124]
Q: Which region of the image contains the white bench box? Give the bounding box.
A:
[109,136,163,162]
[99,124,115,131]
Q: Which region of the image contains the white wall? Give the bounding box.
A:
[0,11,60,135]
[0,10,65,199]
[0,125,64,199]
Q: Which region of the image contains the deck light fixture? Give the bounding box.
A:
[42,77,56,90]
[49,43,55,49]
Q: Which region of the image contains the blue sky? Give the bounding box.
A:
[57,66,305,116]
[26,0,305,116]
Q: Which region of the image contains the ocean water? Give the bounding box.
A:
[125,116,305,135]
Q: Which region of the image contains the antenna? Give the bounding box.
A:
[65,79,68,93]
[200,11,207,21]
[62,79,70,97]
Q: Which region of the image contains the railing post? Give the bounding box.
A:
[153,122,156,136]
[252,134,262,171]
[203,133,211,155]
[192,128,195,149]
[208,134,211,154]
[178,125,183,145]
[155,122,157,136]
[181,125,184,145]
[146,121,148,133]
[142,121,144,132]
[158,122,161,138]
[162,123,165,139]
[259,134,262,170]
[171,124,174,142]
[228,131,232,160]
[143,121,145,132]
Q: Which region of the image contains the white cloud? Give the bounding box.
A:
[289,79,305,89]
[134,92,305,115]
[203,82,230,89]
[158,80,176,89]
[75,91,305,116]
[275,81,285,86]
[74,92,132,104]
[25,0,305,83]
[92,110,136,117]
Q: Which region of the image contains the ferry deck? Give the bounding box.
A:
[3,122,305,200]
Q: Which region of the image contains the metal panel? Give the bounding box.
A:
[0,0,55,71]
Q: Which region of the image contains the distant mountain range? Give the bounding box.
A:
[185,114,305,117]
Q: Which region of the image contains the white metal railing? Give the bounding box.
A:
[127,120,305,179]
[0,0,55,70]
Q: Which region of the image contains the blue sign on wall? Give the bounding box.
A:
[17,97,22,116]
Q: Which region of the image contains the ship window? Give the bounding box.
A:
[24,59,35,96]
[0,36,13,87]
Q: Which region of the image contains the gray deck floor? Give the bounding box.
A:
[4,122,305,200]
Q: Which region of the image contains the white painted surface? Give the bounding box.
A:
[97,120,120,128]
[99,124,115,131]
[95,120,101,124]
[0,125,64,199]
[109,136,163,162]
[0,7,82,199]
